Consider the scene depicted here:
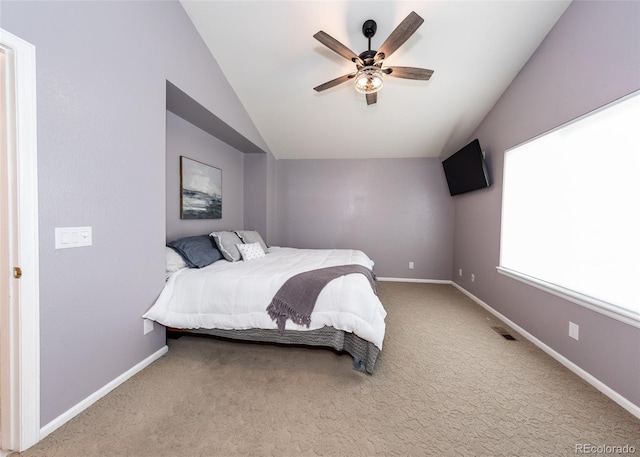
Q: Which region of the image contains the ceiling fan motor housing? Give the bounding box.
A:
[358,49,377,66]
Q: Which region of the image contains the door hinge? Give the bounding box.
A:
[13,267,22,279]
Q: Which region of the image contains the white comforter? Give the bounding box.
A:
[143,247,387,349]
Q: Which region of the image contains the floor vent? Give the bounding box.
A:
[491,326,517,341]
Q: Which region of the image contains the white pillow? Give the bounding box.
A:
[166,246,187,277]
[236,242,266,261]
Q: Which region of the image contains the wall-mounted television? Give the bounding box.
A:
[442,139,490,196]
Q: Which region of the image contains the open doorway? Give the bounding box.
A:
[0,28,40,453]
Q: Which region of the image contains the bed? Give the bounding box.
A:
[143,231,387,373]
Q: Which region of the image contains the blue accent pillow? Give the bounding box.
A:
[167,235,224,268]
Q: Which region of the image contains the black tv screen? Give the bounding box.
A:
[442,139,490,196]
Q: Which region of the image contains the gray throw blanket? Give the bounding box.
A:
[266,264,377,332]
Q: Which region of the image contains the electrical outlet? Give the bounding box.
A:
[569,322,579,340]
[143,319,154,335]
[471,273,475,283]
[459,268,463,277]
[409,261,414,269]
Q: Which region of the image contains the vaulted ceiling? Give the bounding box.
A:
[181,1,571,159]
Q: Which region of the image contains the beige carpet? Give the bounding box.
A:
[13,282,640,456]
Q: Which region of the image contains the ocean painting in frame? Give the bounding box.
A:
[180,156,222,219]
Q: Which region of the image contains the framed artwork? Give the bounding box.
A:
[180,156,222,219]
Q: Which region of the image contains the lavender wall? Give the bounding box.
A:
[166,111,245,240]
[1,0,268,426]
[452,1,640,407]
[243,153,268,240]
[265,151,278,246]
[273,158,454,279]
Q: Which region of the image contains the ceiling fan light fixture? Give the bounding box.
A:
[354,66,384,94]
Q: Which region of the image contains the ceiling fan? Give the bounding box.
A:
[313,11,434,106]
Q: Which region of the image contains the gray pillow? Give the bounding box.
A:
[167,235,224,268]
[210,231,243,262]
[235,230,268,253]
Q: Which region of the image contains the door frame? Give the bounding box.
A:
[0,28,40,452]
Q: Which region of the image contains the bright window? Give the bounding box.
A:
[499,91,640,326]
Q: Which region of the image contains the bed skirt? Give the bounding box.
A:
[168,326,380,374]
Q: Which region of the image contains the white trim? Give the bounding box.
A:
[40,345,169,439]
[451,282,640,420]
[0,28,40,452]
[496,267,640,329]
[376,277,451,284]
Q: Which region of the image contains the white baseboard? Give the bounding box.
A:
[451,282,640,420]
[40,345,169,439]
[377,277,452,284]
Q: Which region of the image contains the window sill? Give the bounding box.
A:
[496,267,640,329]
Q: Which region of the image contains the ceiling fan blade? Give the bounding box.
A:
[383,66,434,80]
[313,31,362,65]
[313,73,356,92]
[375,11,424,61]
[366,92,377,105]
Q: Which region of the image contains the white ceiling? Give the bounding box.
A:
[181,1,570,160]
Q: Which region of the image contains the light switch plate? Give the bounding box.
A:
[55,227,92,249]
